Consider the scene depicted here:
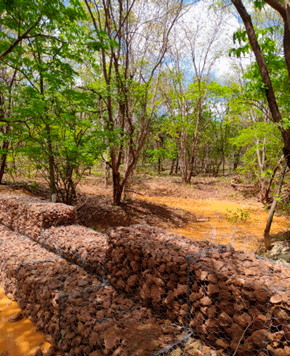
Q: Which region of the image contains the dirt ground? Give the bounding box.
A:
[4,173,290,253]
[75,174,290,253]
[0,292,51,355]
[1,173,290,355]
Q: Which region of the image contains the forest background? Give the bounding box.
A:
[1,0,290,215]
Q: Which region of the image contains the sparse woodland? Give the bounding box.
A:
[0,0,290,210]
[3,1,290,354]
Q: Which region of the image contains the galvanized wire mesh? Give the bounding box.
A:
[0,195,290,356]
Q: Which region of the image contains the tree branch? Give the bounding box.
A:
[0,16,41,60]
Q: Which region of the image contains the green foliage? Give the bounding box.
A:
[0,0,112,201]
[225,208,252,224]
[0,0,288,202]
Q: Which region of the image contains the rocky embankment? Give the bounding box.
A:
[0,193,290,356]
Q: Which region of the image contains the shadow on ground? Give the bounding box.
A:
[76,194,197,233]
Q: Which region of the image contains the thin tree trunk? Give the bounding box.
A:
[0,94,8,184]
[40,57,57,199]
[104,161,111,188]
[113,171,123,205]
[175,155,179,175]
[170,159,176,175]
[188,96,202,182]
[0,141,9,184]
[264,163,288,249]
[45,124,57,198]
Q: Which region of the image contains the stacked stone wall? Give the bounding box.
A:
[1,195,290,355]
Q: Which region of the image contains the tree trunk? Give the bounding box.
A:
[157,134,163,175]
[231,0,290,171]
[45,124,57,198]
[113,171,123,205]
[188,96,202,182]
[104,161,111,188]
[233,147,241,170]
[0,141,9,184]
[260,165,279,204]
[282,130,290,168]
[170,159,176,175]
[178,132,189,183]
[0,94,8,184]
[65,163,77,205]
[175,156,179,175]
[264,163,288,249]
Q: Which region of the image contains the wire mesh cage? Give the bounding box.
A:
[1,194,290,356]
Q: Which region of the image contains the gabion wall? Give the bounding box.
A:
[0,194,290,356]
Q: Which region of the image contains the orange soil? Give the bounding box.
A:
[0,291,51,355]
[141,196,290,253]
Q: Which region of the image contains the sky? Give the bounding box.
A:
[165,0,244,81]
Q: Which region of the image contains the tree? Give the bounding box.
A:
[230,0,290,168]
[82,0,184,204]
[0,66,19,183]
[0,0,84,59]
[159,2,232,183]
[228,0,290,248]
[227,63,284,203]
[0,0,102,202]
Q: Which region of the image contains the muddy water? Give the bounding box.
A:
[141,196,290,253]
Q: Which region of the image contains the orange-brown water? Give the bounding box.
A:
[1,196,290,355]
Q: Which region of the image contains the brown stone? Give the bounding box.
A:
[219,290,232,301]
[233,312,252,328]
[250,329,273,348]
[271,294,283,304]
[174,284,187,297]
[196,270,208,281]
[282,323,290,341]
[33,349,43,356]
[8,311,23,323]
[89,332,101,347]
[216,339,230,349]
[267,345,288,356]
[150,285,164,302]
[112,347,123,356]
[228,323,244,341]
[140,283,151,301]
[254,287,270,303]
[103,329,120,350]
[205,318,219,333]
[89,351,103,356]
[190,291,203,302]
[251,314,271,330]
[208,306,217,319]
[207,283,220,295]
[127,274,138,287]
[218,311,232,326]
[200,296,212,306]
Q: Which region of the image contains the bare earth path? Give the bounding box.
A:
[1,174,290,355]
